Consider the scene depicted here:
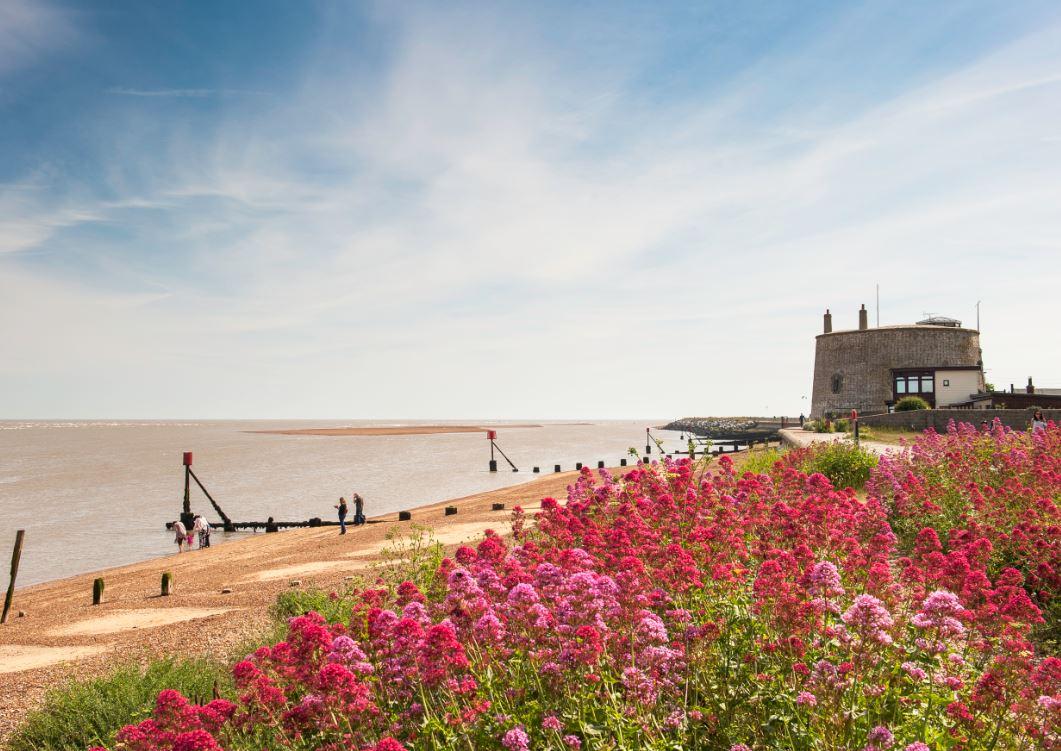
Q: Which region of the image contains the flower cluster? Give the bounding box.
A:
[95,424,1060,750]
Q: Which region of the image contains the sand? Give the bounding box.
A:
[0,645,108,674]
[50,608,233,637]
[249,424,543,437]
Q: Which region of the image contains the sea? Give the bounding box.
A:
[0,419,691,587]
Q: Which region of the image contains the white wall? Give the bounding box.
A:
[936,369,984,406]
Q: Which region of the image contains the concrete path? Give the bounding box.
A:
[778,428,901,456]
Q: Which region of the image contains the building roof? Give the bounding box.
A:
[818,324,978,337]
[916,315,962,327]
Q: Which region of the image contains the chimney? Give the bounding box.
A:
[858,304,868,331]
[823,309,833,333]
[1027,377,1035,394]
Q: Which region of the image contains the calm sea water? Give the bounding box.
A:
[0,420,685,587]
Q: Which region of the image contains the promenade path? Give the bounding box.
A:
[778,428,900,456]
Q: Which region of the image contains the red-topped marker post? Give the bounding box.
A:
[181,452,195,530]
[850,409,860,448]
[487,430,498,472]
[486,430,518,473]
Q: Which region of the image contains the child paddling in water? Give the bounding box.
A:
[172,520,188,553]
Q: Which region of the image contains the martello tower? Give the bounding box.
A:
[810,306,984,417]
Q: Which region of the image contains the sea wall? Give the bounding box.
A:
[860,408,1060,432]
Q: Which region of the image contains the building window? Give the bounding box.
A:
[893,370,936,405]
[943,379,950,387]
[831,373,843,393]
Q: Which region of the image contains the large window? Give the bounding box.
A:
[893,370,935,404]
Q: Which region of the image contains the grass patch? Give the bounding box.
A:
[8,658,230,751]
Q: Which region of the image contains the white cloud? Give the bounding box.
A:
[3,7,1061,417]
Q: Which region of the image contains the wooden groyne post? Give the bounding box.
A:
[1,530,25,625]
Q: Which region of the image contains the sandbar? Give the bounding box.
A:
[249,424,543,437]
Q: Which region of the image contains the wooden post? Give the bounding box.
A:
[1,530,25,624]
[93,577,105,605]
[161,572,173,597]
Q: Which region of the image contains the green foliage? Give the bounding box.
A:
[8,659,227,751]
[272,588,355,625]
[894,395,930,412]
[741,448,785,475]
[798,441,879,489]
[833,418,849,432]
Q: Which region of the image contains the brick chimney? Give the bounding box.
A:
[858,304,868,331]
[823,309,832,334]
[1027,377,1035,394]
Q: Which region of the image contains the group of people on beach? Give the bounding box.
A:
[335,494,365,534]
[171,514,211,553]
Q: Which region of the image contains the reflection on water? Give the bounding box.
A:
[0,420,689,586]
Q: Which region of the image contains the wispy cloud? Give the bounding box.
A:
[0,0,79,77]
[3,3,1061,417]
[104,87,268,98]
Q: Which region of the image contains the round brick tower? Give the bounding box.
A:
[810,307,983,417]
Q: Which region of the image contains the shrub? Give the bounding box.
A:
[740,447,784,475]
[788,441,879,489]
[9,659,227,751]
[894,395,930,411]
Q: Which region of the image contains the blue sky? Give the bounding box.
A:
[2,0,1060,419]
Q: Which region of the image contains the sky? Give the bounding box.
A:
[2,0,1060,419]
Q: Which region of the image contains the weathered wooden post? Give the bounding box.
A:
[597,460,605,469]
[487,430,498,472]
[554,464,561,473]
[620,458,627,466]
[1,530,25,625]
[491,502,505,511]
[93,577,105,605]
[161,572,173,597]
[575,462,582,470]
[532,466,540,473]
[645,427,652,454]
[398,510,412,521]
[445,506,458,516]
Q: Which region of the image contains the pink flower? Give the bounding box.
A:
[796,691,817,707]
[911,590,965,637]
[502,726,531,751]
[841,595,894,645]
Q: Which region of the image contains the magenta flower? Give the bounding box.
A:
[502,726,531,751]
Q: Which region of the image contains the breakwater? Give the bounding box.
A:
[661,416,793,442]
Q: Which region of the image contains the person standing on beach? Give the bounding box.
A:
[172,520,187,553]
[193,514,211,548]
[353,493,365,526]
[336,497,348,534]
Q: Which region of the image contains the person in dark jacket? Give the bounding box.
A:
[335,497,348,534]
